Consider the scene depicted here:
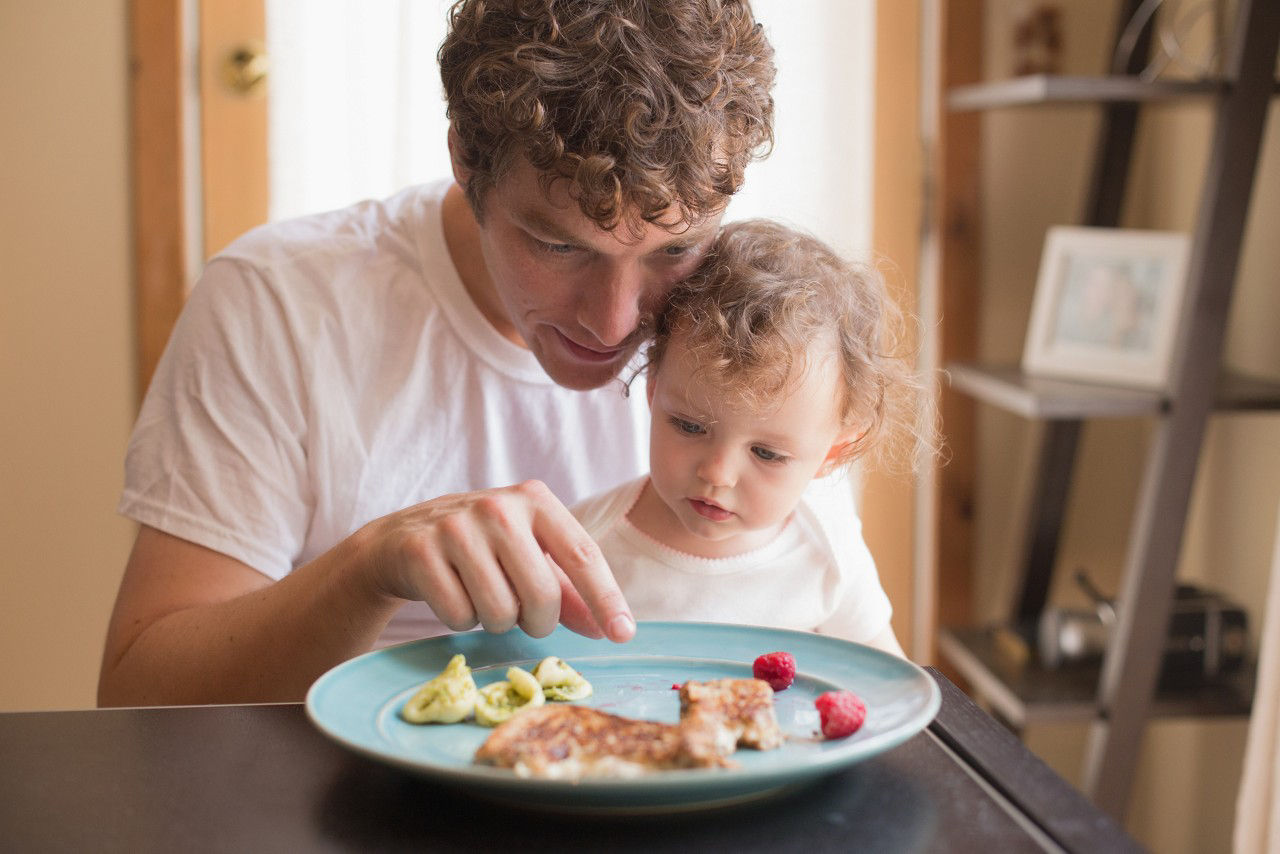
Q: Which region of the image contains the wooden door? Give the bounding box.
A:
[868,0,981,662]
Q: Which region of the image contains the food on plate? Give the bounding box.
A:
[815,689,867,739]
[752,651,796,691]
[401,654,592,726]
[680,678,784,753]
[473,704,730,779]
[475,665,546,727]
[473,677,783,779]
[400,654,478,724]
[533,656,593,701]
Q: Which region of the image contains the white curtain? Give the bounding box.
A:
[1235,503,1280,853]
[265,0,875,257]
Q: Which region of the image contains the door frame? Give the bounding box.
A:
[128,0,266,400]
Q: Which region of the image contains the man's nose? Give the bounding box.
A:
[578,263,647,348]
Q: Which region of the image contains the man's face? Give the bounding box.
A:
[469,159,722,390]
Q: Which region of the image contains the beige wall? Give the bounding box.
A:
[1,1,136,710]
[976,2,1280,851]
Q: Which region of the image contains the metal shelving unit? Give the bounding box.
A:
[935,0,1280,819]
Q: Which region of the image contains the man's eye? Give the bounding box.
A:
[536,239,577,255]
[752,446,786,463]
[670,417,704,435]
[664,244,691,256]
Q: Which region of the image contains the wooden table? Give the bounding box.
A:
[0,669,1138,852]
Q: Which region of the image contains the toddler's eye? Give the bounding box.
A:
[752,446,786,463]
[670,417,704,435]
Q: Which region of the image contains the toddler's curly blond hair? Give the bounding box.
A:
[646,220,939,474]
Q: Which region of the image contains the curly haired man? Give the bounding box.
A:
[99,1,873,705]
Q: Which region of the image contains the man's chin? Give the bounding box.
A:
[533,339,636,391]
[540,361,626,391]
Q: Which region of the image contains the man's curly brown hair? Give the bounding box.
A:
[645,220,940,475]
[439,0,775,231]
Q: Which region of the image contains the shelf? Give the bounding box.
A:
[939,625,1255,729]
[1216,371,1280,411]
[945,363,1280,420]
[947,74,1228,110]
[946,363,1165,418]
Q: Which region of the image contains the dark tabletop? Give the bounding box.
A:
[0,669,1139,853]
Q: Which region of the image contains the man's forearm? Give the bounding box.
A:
[98,534,402,706]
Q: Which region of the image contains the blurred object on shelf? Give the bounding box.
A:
[1012,1,1063,75]
[1038,569,1247,685]
[1112,0,1229,80]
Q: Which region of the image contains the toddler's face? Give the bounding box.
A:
[640,331,854,557]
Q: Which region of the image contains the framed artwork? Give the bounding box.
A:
[1022,226,1192,391]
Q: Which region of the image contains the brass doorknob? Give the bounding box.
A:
[222,43,268,97]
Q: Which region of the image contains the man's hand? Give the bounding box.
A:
[359,480,635,642]
[99,480,632,707]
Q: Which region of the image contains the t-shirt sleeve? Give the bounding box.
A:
[802,473,894,643]
[118,256,311,580]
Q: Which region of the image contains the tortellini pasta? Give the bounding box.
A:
[400,654,593,727]
[401,654,479,724]
[474,666,546,727]
[533,656,594,701]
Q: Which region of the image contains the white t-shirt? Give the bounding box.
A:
[119,180,649,645]
[571,476,892,643]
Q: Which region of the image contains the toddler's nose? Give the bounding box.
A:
[696,448,737,488]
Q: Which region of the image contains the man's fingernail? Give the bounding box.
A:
[607,614,635,641]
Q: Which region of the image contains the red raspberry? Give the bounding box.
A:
[752,651,796,691]
[815,690,866,739]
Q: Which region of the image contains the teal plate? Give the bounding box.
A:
[306,622,940,813]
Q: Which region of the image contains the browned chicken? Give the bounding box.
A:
[473,678,783,780]
[679,677,785,753]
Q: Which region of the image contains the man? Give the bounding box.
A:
[98,0,865,706]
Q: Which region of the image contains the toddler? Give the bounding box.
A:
[572,219,934,656]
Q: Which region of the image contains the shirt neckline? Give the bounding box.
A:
[617,478,801,574]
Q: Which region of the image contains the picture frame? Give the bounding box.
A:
[1022,226,1192,391]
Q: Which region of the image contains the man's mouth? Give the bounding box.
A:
[688,498,733,522]
[555,329,623,363]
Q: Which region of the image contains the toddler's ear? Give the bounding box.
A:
[816,430,863,478]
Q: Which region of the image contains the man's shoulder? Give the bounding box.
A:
[214,181,451,276]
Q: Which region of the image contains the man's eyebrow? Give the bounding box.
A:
[512,208,581,243]
[660,225,713,247]
[515,206,717,248]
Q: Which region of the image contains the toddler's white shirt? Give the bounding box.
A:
[572,476,892,643]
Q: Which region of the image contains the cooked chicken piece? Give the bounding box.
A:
[679,678,784,752]
[473,677,784,780]
[473,704,732,780]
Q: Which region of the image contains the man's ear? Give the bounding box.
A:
[447,124,472,189]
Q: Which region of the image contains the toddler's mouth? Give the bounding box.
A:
[688,498,733,522]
